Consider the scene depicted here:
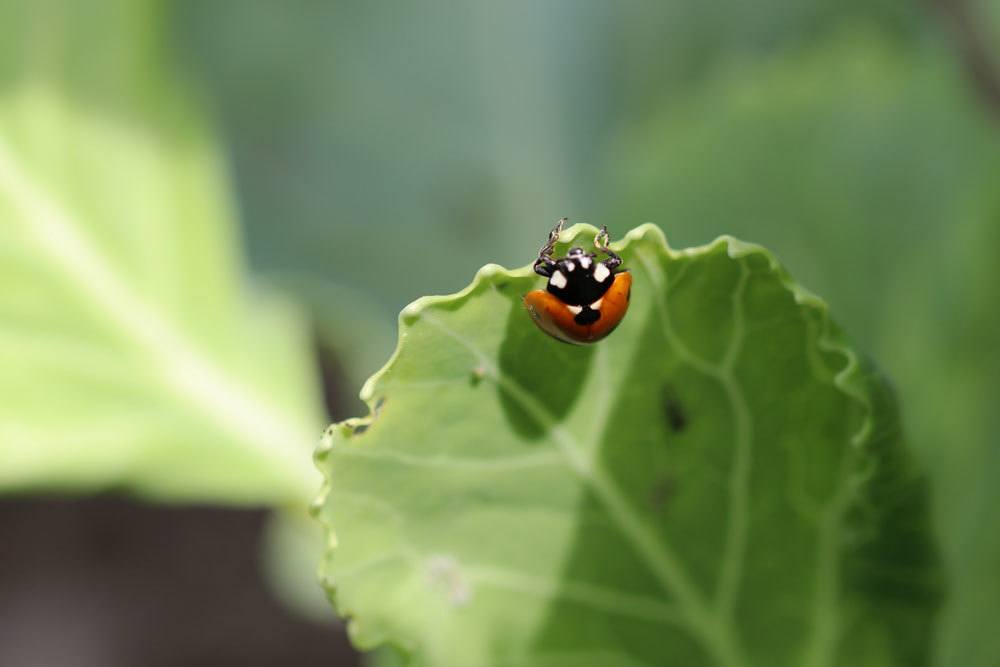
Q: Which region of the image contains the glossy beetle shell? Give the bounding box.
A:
[523,271,632,345]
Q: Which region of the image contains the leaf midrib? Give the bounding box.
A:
[419,309,745,667]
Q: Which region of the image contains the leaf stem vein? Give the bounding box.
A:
[419,310,744,667]
[716,259,753,623]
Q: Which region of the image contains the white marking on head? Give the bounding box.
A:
[579,256,592,269]
[567,305,583,315]
[591,298,603,310]
[593,263,610,283]
[565,262,575,271]
[550,270,568,290]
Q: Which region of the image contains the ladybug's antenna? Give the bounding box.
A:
[534,217,566,277]
[595,225,622,269]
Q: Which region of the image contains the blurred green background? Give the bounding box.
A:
[1,0,998,665]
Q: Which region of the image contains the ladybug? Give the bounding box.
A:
[523,218,632,345]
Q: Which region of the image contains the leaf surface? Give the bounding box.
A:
[316,224,940,666]
[606,32,1000,665]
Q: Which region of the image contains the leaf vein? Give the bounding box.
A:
[466,565,686,628]
[716,258,754,623]
[418,310,744,667]
[337,446,564,471]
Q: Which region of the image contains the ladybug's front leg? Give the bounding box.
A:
[595,225,622,271]
[533,257,557,277]
[533,217,566,277]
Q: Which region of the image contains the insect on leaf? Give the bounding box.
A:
[315,223,940,666]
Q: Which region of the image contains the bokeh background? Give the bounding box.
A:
[1,1,998,665]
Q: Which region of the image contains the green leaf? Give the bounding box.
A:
[315,223,940,666]
[603,31,1000,665]
[0,1,322,503]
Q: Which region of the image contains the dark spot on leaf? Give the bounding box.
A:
[649,475,676,513]
[662,385,687,432]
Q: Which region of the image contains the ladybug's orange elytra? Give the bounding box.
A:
[524,271,631,344]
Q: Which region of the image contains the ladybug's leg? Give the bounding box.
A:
[534,217,566,277]
[595,225,622,270]
[534,260,556,277]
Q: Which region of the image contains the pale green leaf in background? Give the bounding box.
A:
[0,1,323,504]
[316,224,940,666]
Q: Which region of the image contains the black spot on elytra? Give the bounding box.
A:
[574,307,600,326]
[352,423,369,435]
[662,385,687,432]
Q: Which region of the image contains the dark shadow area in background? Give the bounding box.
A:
[0,498,359,667]
[315,324,356,423]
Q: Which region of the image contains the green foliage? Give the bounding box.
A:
[176,0,923,314]
[0,0,322,503]
[316,224,939,666]
[2,2,993,663]
[606,32,1000,666]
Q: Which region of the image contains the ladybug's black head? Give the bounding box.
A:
[544,248,615,306]
[532,219,624,289]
